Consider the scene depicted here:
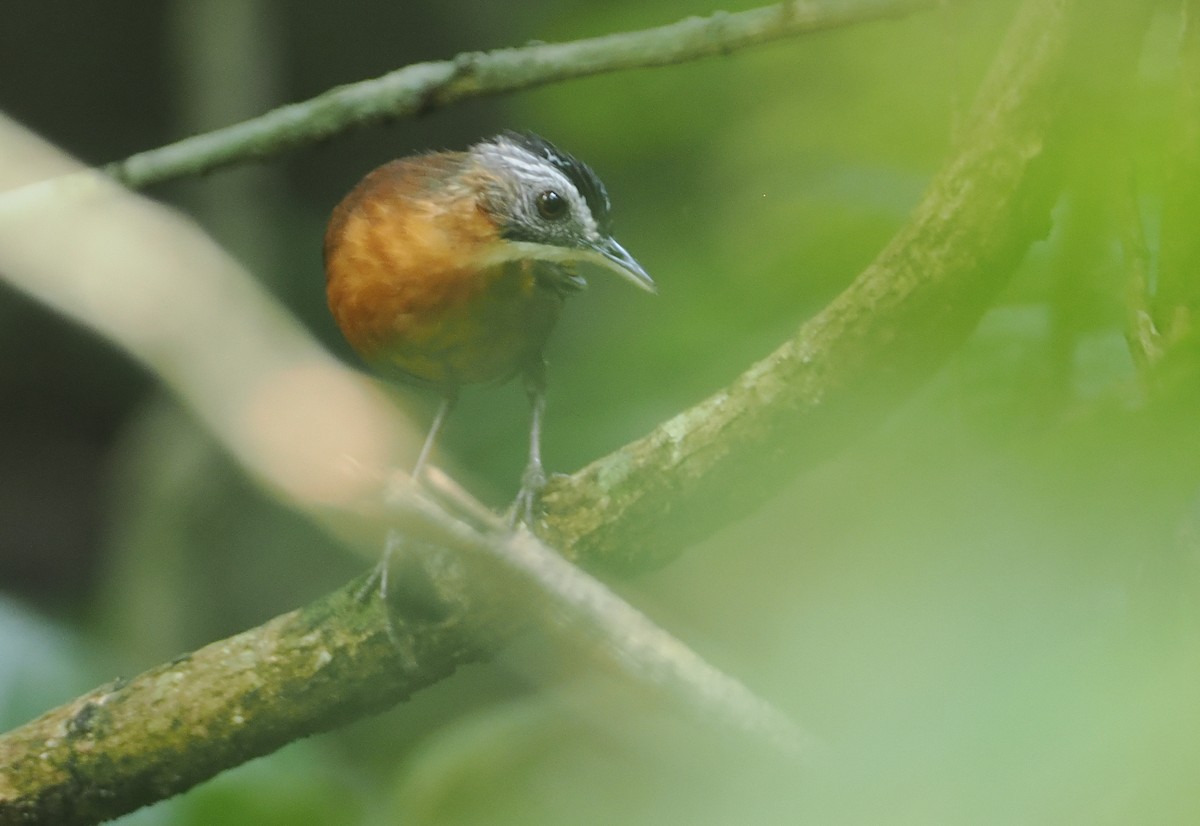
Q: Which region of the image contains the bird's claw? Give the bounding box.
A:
[355,539,422,671]
[507,462,548,528]
[354,556,388,604]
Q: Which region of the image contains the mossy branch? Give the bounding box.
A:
[541,0,1076,571]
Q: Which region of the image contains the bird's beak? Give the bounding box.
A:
[586,236,656,293]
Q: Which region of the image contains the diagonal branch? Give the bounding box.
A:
[541,0,1079,572]
[105,0,937,189]
[0,477,808,826]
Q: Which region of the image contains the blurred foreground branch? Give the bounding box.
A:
[0,486,805,825]
[0,125,802,823]
[0,0,1091,822]
[106,0,936,189]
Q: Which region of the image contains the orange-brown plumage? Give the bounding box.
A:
[325,154,564,389]
[323,133,652,528]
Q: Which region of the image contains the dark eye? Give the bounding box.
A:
[535,190,568,220]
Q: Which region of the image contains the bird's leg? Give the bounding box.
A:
[412,393,455,481]
[510,363,548,527]
[358,392,456,613]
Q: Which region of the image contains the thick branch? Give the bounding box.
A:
[0,498,806,825]
[105,0,935,189]
[0,578,449,826]
[541,0,1078,572]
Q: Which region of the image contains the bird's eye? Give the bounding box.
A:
[535,190,568,220]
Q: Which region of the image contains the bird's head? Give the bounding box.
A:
[460,131,655,293]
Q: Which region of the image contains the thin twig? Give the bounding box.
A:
[1118,173,1163,378]
[1155,0,1200,345]
[103,0,937,189]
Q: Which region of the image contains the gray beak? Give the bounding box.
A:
[586,236,656,293]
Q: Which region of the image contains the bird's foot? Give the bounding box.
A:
[355,536,419,670]
[507,462,548,529]
[354,554,389,605]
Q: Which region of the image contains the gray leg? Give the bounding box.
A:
[413,393,455,480]
[359,391,456,614]
[511,363,548,526]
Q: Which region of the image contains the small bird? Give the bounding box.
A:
[324,131,654,524]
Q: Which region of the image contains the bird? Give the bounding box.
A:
[323,131,654,529]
